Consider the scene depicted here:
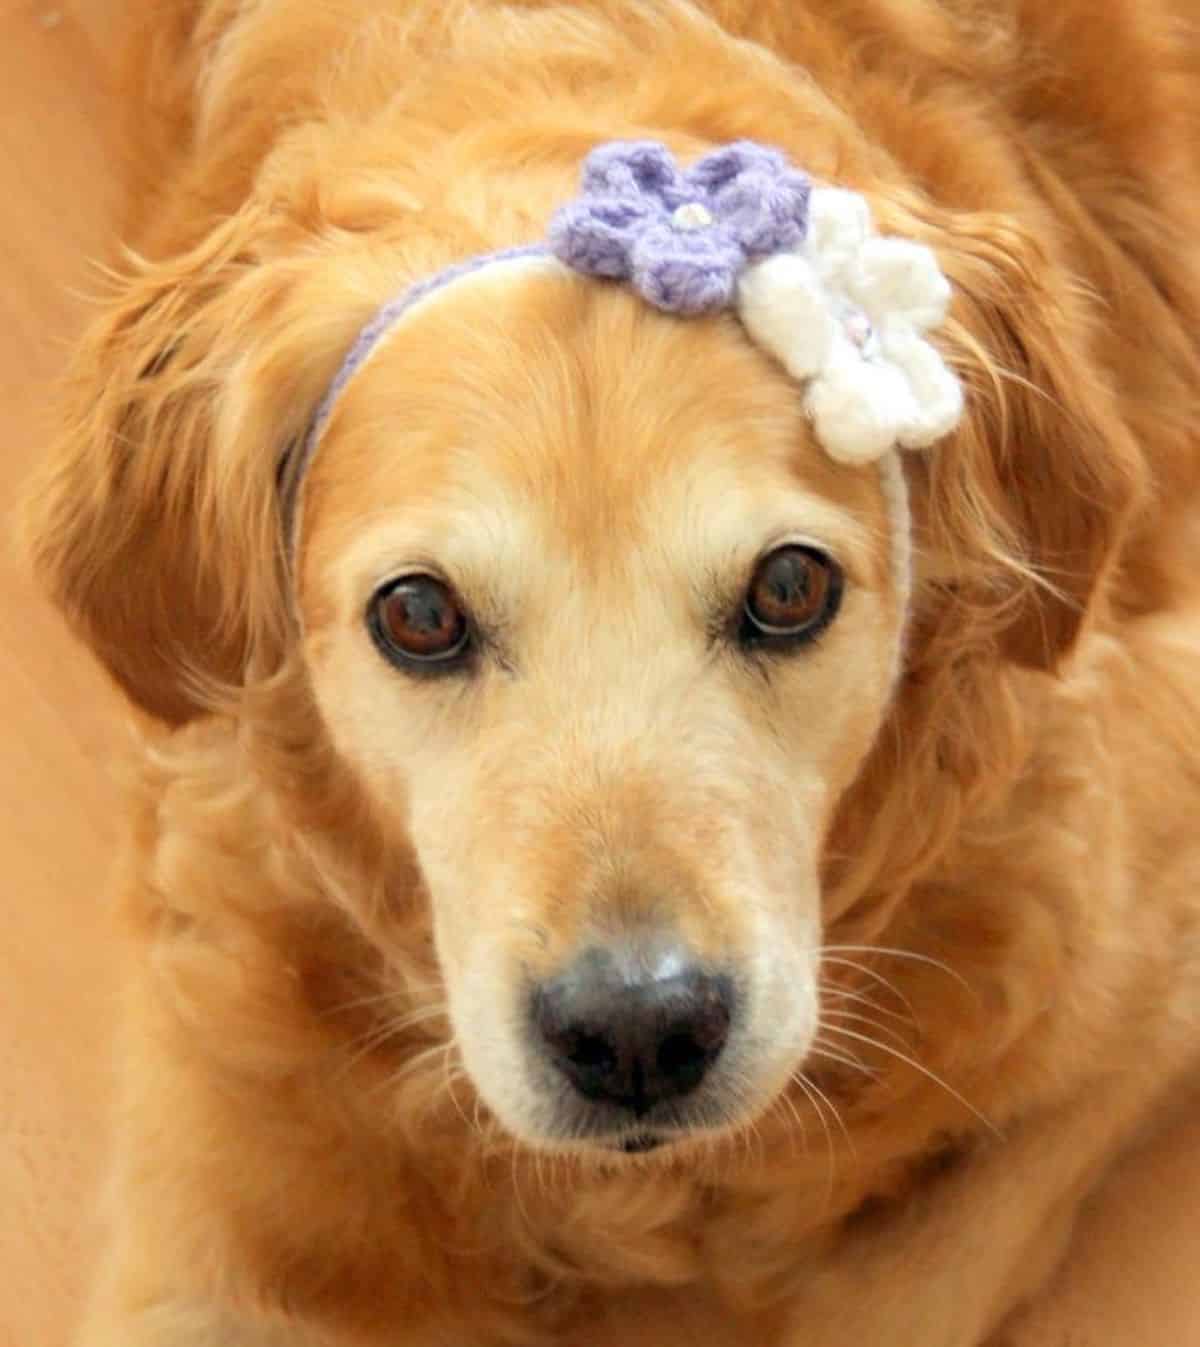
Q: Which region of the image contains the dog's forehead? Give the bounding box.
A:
[299,272,889,605]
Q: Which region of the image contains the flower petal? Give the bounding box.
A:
[879,324,964,448]
[806,331,919,464]
[847,238,951,331]
[714,168,810,257]
[547,197,654,279]
[684,141,790,195]
[630,222,742,313]
[580,140,686,210]
[805,188,873,287]
[737,253,833,378]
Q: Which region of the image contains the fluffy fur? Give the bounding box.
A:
[22,2,1200,1344]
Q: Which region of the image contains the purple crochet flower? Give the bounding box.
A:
[548,140,812,315]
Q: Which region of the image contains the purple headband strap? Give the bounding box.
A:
[277,244,551,546]
[277,140,812,553]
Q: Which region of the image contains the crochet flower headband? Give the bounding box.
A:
[282,140,963,574]
[550,140,962,461]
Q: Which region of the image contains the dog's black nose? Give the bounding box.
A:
[532,946,734,1115]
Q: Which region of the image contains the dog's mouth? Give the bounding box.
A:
[615,1131,666,1154]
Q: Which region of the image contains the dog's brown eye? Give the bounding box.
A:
[369,576,470,668]
[740,545,842,646]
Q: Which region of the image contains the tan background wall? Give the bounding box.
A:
[1,5,128,1345]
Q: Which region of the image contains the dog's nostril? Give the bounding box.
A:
[565,1030,617,1073]
[656,1031,708,1085]
[532,945,735,1115]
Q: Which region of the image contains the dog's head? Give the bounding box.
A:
[25,157,1142,1157]
[293,262,908,1150]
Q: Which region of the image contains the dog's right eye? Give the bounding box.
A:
[367,575,472,671]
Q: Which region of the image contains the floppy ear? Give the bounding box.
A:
[22,207,370,723]
[908,206,1147,670]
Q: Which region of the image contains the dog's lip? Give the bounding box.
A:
[614,1132,667,1154]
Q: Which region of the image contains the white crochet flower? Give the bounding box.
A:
[736,187,963,464]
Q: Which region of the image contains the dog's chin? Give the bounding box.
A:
[496,1079,789,1166]
[614,1132,668,1155]
[516,1125,718,1168]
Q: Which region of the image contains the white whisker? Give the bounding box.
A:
[442,1056,480,1136]
[820,1006,915,1053]
[823,984,920,1033]
[822,945,975,998]
[819,956,920,1022]
[334,1003,450,1081]
[809,1040,879,1078]
[769,1088,808,1159]
[791,1073,838,1209]
[821,1023,1002,1139]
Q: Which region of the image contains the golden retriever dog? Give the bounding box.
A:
[22,1,1200,1344]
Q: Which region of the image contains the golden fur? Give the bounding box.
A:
[21,2,1200,1344]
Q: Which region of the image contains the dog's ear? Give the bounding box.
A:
[909,206,1147,670]
[23,208,366,723]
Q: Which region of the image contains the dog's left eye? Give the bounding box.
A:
[367,575,472,670]
[739,544,843,647]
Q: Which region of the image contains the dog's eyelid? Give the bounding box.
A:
[763,533,838,565]
[756,528,871,584]
[370,560,454,592]
[758,499,885,588]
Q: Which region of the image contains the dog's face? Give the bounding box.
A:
[297,268,903,1153]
